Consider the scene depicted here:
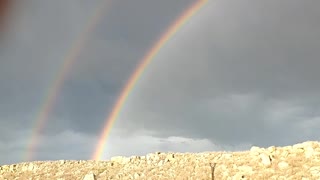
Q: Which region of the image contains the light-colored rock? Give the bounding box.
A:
[278,161,289,170]
[9,165,16,172]
[28,163,34,171]
[165,154,175,163]
[1,141,320,179]
[59,160,65,165]
[293,143,305,149]
[280,150,289,158]
[133,172,140,179]
[111,156,130,164]
[83,173,96,180]
[130,156,141,161]
[304,146,314,158]
[250,146,261,155]
[238,165,253,174]
[233,173,247,179]
[99,170,108,176]
[310,166,320,177]
[157,160,164,166]
[259,153,271,167]
[267,146,276,153]
[110,156,122,162]
[146,153,160,162]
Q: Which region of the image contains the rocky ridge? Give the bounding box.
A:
[1,141,320,179]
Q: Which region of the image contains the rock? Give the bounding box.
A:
[259,153,271,167]
[278,161,289,170]
[110,156,123,162]
[157,160,164,166]
[233,173,247,179]
[111,156,130,164]
[130,156,141,161]
[83,173,96,180]
[133,172,140,179]
[238,165,253,174]
[267,146,276,153]
[59,160,65,165]
[280,150,289,159]
[310,166,320,177]
[1,141,320,179]
[9,164,16,172]
[146,153,160,165]
[28,163,34,171]
[293,142,305,150]
[250,146,261,155]
[304,146,315,158]
[98,170,108,177]
[165,154,175,163]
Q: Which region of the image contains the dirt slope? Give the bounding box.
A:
[1,141,320,179]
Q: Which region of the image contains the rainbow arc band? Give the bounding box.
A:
[92,0,208,160]
[24,1,111,161]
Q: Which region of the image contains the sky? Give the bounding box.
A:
[1,0,320,165]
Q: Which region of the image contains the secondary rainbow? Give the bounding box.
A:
[92,0,208,160]
[24,1,111,161]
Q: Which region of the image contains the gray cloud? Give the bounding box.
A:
[115,0,320,148]
[102,129,251,160]
[0,0,201,165]
[2,0,320,165]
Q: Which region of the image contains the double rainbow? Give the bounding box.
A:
[24,0,207,161]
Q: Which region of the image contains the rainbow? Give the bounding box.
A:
[92,0,208,160]
[24,1,111,161]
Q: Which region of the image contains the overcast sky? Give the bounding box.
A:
[1,0,320,165]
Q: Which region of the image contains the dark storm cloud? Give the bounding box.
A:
[0,0,102,143]
[116,0,320,148]
[4,0,320,166]
[46,0,196,135]
[0,0,200,164]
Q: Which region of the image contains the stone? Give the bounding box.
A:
[9,165,16,172]
[250,146,260,152]
[111,156,123,162]
[233,173,247,179]
[111,156,130,164]
[238,165,253,174]
[278,161,289,170]
[165,154,175,163]
[304,146,315,158]
[1,141,320,179]
[280,150,289,158]
[59,160,65,165]
[83,173,96,180]
[259,153,271,167]
[267,146,276,153]
[310,166,320,177]
[133,172,140,179]
[250,146,261,155]
[157,160,164,166]
[99,170,108,176]
[28,163,34,171]
[293,143,305,150]
[147,152,160,162]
